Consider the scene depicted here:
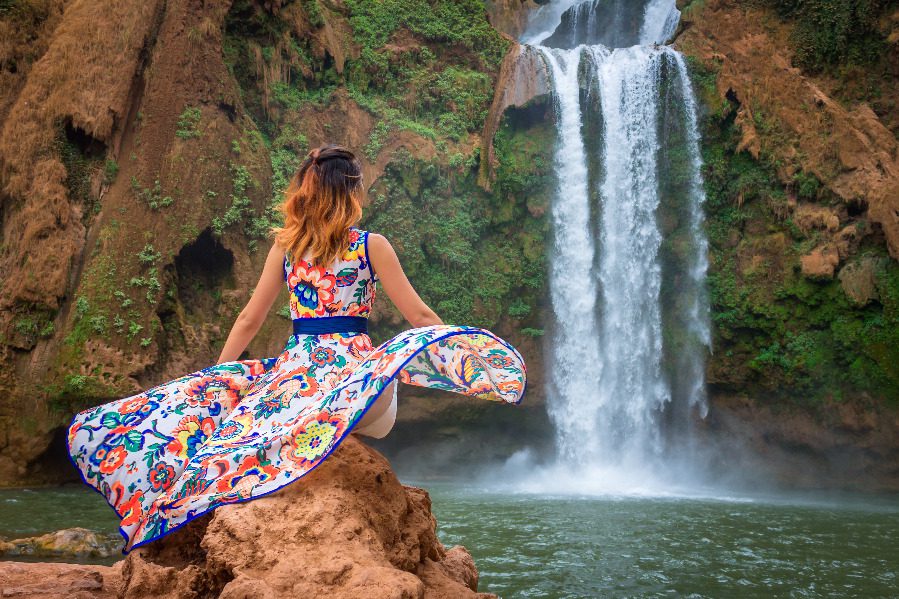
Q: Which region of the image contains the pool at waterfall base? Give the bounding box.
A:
[2,481,896,597]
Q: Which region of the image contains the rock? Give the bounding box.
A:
[0,561,123,598]
[0,527,119,560]
[838,256,886,306]
[0,436,495,598]
[439,545,481,591]
[793,204,841,234]
[478,43,553,189]
[800,245,840,279]
[120,435,496,598]
[675,0,899,261]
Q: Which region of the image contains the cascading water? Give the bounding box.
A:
[515,0,711,490]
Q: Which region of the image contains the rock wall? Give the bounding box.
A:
[671,0,899,488]
[0,0,550,486]
[1,0,898,492]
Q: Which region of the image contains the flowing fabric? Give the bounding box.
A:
[66,227,527,553]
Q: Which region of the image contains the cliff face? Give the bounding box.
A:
[1,0,898,491]
[671,0,899,488]
[0,0,550,486]
[674,0,899,399]
[0,436,496,598]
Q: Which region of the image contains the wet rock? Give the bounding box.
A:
[0,527,119,561]
[479,43,553,189]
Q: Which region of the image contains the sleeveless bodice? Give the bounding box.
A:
[283,227,378,320]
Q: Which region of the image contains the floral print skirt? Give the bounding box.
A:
[67,324,527,554]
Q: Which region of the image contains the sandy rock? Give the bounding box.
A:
[439,545,481,591]
[0,437,494,598]
[800,245,840,279]
[119,435,490,599]
[0,561,123,598]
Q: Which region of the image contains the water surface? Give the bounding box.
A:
[2,483,897,597]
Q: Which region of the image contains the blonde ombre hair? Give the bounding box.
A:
[272,143,365,268]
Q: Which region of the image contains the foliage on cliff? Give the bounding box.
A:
[0,0,551,485]
[688,56,899,404]
[221,0,549,337]
[750,0,899,135]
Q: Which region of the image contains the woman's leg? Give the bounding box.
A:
[353,380,398,436]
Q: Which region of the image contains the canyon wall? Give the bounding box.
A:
[1,0,897,490]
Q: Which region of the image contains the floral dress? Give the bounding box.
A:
[66,227,527,554]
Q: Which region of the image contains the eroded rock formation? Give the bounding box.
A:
[0,436,495,598]
[675,0,899,264]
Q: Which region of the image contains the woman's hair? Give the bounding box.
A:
[272,143,365,268]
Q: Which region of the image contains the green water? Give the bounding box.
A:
[2,483,897,597]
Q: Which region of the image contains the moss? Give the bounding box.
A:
[361,114,551,337]
[756,0,890,72]
[698,82,899,404]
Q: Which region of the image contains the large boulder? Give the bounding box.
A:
[0,436,495,598]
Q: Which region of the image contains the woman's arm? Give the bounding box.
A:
[367,233,443,328]
[216,241,286,363]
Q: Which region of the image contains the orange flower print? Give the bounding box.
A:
[184,375,242,409]
[118,395,149,414]
[120,490,145,527]
[484,351,514,369]
[166,415,217,459]
[148,462,177,492]
[280,410,348,470]
[213,454,279,499]
[287,262,336,317]
[205,411,258,448]
[98,445,128,475]
[338,333,374,359]
[237,359,268,376]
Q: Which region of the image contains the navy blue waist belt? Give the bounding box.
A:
[292,315,368,336]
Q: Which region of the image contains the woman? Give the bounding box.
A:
[67,143,527,555]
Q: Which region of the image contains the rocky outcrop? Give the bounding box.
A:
[0,436,495,598]
[675,0,899,264]
[0,0,287,486]
[478,43,552,189]
[485,0,541,39]
[701,394,899,493]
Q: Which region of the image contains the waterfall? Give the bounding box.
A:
[530,0,711,484]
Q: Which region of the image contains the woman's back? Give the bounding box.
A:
[284,226,377,320]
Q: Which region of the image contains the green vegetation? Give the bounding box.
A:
[138,243,161,265]
[212,163,255,237]
[757,0,891,72]
[131,176,174,210]
[176,106,202,139]
[103,159,119,184]
[690,56,899,403]
[361,109,551,336]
